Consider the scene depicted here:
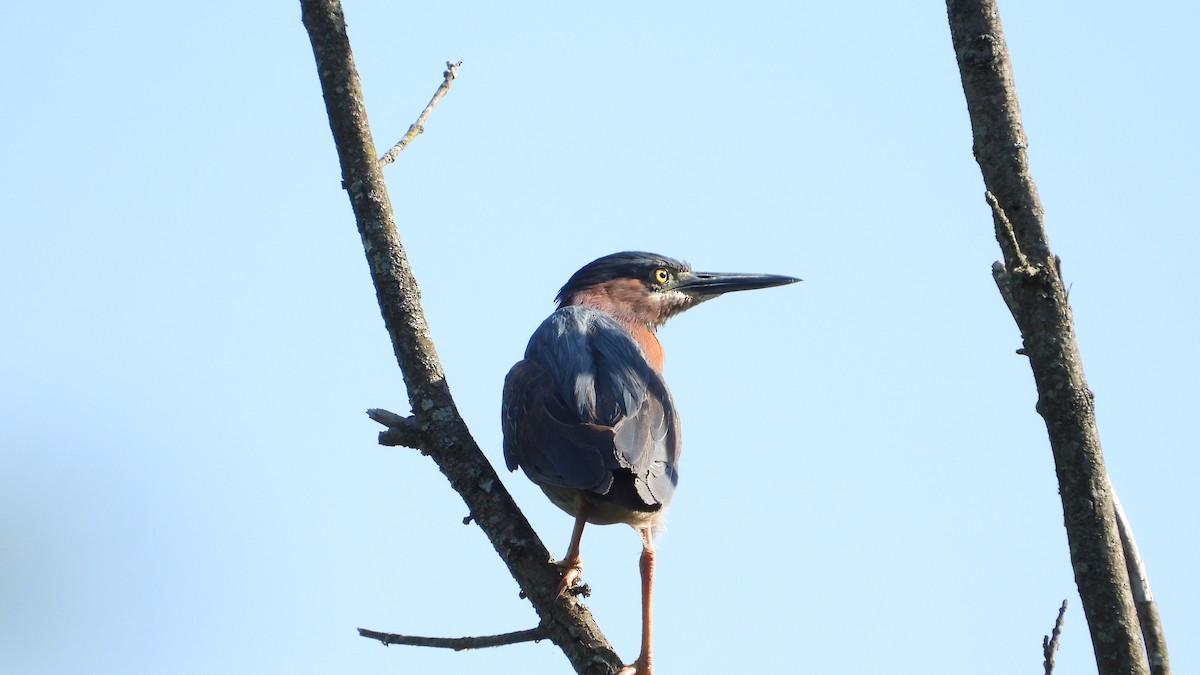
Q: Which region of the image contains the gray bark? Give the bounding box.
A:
[300,2,625,672]
[946,2,1152,673]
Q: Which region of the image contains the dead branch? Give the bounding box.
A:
[378,61,461,167]
[1042,600,1068,675]
[1113,491,1171,675]
[946,1,1155,673]
[367,407,423,448]
[300,1,624,673]
[358,626,548,650]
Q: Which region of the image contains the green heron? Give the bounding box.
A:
[502,251,799,675]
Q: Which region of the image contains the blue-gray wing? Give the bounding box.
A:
[502,306,680,509]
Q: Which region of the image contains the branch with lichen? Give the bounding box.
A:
[367,408,423,448]
[947,2,1162,674]
[378,61,461,166]
[300,2,624,673]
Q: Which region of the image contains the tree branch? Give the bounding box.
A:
[985,191,1023,329]
[1042,599,1068,675]
[358,626,548,650]
[946,2,1155,674]
[1113,490,1171,675]
[985,190,1027,274]
[378,61,461,167]
[366,407,424,448]
[300,2,624,673]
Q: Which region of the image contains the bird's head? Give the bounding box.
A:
[555,251,801,328]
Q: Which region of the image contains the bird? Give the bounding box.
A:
[502,251,800,675]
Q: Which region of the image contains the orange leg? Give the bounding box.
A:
[554,502,589,598]
[619,526,655,675]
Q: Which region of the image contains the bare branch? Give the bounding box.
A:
[1113,490,1172,675]
[358,626,548,651]
[1043,599,1068,675]
[990,261,1019,326]
[986,192,1023,325]
[378,61,462,167]
[946,1,1154,673]
[366,408,424,448]
[985,190,1027,273]
[300,3,624,673]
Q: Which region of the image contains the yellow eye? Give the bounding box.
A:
[653,268,670,284]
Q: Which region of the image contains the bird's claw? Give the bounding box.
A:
[552,555,583,599]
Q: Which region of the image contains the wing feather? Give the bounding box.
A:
[502,306,680,509]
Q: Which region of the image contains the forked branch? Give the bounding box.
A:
[367,407,423,448]
[1043,600,1068,675]
[947,1,1161,673]
[300,2,624,673]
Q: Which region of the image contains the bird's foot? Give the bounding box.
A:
[552,554,583,598]
[617,655,651,675]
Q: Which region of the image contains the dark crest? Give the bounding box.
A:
[555,251,691,305]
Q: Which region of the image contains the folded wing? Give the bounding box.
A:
[502,306,680,509]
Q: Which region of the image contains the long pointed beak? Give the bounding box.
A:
[671,270,802,300]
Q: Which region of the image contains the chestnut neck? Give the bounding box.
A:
[562,280,665,372]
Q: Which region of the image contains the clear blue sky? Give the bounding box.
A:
[2,2,1196,674]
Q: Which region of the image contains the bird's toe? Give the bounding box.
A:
[552,555,583,598]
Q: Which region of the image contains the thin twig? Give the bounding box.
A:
[1113,490,1172,675]
[985,190,1028,272]
[358,626,548,651]
[378,61,462,167]
[986,191,1028,326]
[366,407,425,448]
[1043,599,1068,675]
